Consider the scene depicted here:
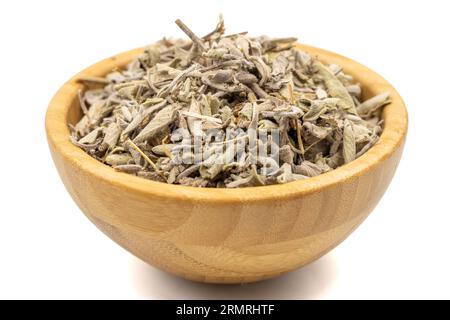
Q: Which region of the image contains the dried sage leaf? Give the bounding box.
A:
[343,120,356,163]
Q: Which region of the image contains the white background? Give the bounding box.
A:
[0,0,449,299]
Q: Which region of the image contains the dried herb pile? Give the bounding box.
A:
[70,17,390,188]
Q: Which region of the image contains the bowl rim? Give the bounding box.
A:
[45,44,408,204]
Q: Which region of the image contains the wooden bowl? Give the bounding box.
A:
[45,44,408,284]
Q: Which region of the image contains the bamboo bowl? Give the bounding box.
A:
[45,44,408,284]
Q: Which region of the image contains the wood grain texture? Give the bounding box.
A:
[45,44,408,283]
